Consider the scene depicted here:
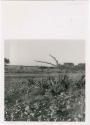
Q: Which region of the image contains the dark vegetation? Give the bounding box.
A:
[5,65,85,121]
[4,58,10,65]
[5,63,85,74]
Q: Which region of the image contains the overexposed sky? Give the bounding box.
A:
[5,40,85,66]
[3,1,87,66]
[3,1,88,39]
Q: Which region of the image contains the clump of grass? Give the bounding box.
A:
[5,74,85,121]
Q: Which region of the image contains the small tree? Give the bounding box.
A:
[4,58,10,65]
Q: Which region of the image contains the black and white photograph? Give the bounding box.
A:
[0,0,88,124]
[4,40,85,121]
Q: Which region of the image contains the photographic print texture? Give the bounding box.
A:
[4,40,85,121]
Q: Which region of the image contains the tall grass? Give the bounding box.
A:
[5,74,85,121]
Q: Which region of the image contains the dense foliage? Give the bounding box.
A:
[5,74,85,121]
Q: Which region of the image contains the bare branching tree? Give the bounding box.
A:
[34,54,60,68]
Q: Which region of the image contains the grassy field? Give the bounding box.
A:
[5,70,85,121]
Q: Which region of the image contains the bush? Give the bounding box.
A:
[5,74,85,121]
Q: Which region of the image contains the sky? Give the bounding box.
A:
[5,40,85,66]
[3,2,87,66]
[3,1,88,39]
